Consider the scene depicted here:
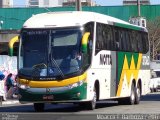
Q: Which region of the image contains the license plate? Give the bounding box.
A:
[43,95,54,100]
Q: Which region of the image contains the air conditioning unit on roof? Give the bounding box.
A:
[129,17,146,27]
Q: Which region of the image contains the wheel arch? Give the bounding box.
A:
[132,79,136,88]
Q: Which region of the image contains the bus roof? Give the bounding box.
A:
[23,11,147,32]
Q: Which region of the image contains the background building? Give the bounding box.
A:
[0,0,13,8]
[63,0,96,7]
[26,0,63,7]
[0,0,2,7]
[123,0,150,5]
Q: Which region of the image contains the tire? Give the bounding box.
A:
[126,83,135,105]
[150,88,154,93]
[0,95,6,101]
[135,84,141,104]
[118,98,126,105]
[154,88,157,92]
[34,103,45,112]
[86,87,97,110]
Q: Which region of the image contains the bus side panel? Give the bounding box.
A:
[139,52,150,95]
[116,52,150,97]
[89,50,113,100]
[88,50,150,100]
[138,70,150,95]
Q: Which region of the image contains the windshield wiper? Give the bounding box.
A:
[50,55,64,79]
[49,31,64,79]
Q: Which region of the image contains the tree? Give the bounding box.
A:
[147,17,160,60]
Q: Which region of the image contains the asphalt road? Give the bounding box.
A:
[0,92,160,120]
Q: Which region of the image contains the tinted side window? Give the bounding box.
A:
[96,23,114,54]
[120,29,127,51]
[125,30,131,52]
[130,31,138,52]
[142,32,149,53]
[137,32,143,52]
[96,23,103,54]
[113,27,120,50]
[95,23,148,54]
[85,22,94,42]
[83,22,94,70]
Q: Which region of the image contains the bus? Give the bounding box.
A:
[16,11,150,111]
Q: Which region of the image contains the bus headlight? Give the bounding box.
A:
[18,84,30,89]
[68,80,83,89]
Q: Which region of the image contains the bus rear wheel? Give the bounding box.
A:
[34,103,45,112]
[135,84,141,104]
[153,88,158,92]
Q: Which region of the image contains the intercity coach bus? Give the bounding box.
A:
[16,11,150,111]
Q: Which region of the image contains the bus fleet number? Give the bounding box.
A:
[142,56,150,66]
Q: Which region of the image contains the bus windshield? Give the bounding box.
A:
[18,28,82,79]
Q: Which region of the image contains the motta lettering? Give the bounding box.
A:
[100,54,112,65]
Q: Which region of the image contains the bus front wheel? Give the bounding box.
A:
[126,83,136,105]
[78,86,97,110]
[87,87,97,110]
[135,84,141,104]
[34,103,45,112]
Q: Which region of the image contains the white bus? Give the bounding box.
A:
[16,11,150,111]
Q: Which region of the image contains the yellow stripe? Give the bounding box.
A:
[9,36,19,49]
[137,53,142,70]
[19,73,87,88]
[116,55,128,96]
[82,32,90,44]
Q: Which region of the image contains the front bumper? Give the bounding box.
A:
[18,83,87,103]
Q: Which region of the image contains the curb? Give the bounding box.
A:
[1,99,19,106]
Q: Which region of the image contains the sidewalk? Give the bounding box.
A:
[1,98,19,106]
[0,95,19,106]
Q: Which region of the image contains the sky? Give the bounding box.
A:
[13,0,160,7]
[13,0,25,7]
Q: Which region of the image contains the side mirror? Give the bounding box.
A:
[9,36,19,56]
[81,32,90,53]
